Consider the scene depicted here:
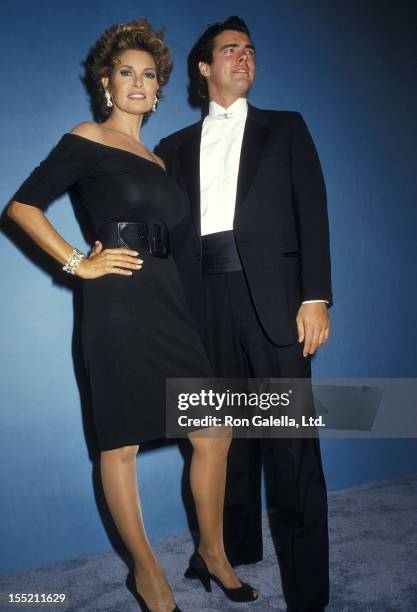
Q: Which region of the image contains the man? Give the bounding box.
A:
[156,16,332,612]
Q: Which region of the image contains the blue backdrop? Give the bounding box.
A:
[1,0,416,572]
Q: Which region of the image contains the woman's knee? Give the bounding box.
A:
[101,444,139,463]
[190,434,232,458]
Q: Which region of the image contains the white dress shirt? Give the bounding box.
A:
[199,97,326,305]
[200,97,247,236]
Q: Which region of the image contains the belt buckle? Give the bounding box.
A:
[148,222,168,258]
[117,221,132,249]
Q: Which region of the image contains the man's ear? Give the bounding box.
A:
[198,61,210,78]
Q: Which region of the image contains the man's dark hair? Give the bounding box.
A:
[188,16,252,104]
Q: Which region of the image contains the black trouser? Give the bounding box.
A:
[201,262,329,610]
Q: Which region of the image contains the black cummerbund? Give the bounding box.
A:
[201,230,243,275]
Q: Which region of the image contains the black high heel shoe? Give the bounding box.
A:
[126,572,182,611]
[184,551,258,603]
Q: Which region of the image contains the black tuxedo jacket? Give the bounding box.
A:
[156,104,333,346]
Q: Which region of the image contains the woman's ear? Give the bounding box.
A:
[101,76,110,94]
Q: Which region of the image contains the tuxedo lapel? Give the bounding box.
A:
[178,121,203,235]
[236,105,271,210]
[176,106,270,232]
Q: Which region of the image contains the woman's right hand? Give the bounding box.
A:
[76,241,143,279]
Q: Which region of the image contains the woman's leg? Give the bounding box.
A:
[188,432,244,588]
[100,445,175,611]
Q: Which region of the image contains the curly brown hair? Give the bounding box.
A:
[86,17,172,118]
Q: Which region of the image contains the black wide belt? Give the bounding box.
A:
[98,221,170,258]
[202,230,243,275]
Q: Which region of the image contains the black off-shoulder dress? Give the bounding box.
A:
[13,133,212,450]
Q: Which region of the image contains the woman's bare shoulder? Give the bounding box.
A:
[70,122,105,142]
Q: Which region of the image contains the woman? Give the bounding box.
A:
[7,18,257,612]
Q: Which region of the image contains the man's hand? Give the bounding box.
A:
[296,302,330,357]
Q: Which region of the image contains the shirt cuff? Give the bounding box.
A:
[302,300,329,304]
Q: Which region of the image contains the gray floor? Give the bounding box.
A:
[1,474,416,611]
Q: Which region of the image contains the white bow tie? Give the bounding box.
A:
[215,111,234,120]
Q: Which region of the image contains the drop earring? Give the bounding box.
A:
[105,91,113,108]
[152,96,158,112]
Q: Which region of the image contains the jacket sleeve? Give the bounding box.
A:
[290,112,333,306]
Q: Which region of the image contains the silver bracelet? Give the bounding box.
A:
[62,248,85,275]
